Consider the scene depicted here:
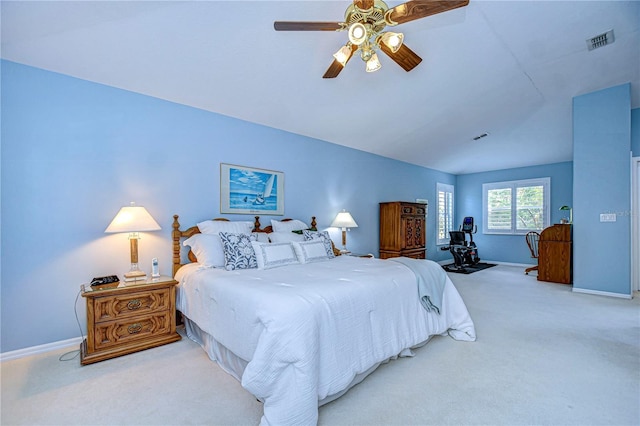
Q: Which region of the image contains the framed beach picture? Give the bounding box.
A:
[220,163,284,215]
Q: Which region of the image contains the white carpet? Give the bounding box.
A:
[2,265,639,425]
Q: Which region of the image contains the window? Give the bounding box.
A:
[437,183,455,245]
[483,178,550,234]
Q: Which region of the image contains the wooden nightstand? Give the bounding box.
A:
[80,275,181,365]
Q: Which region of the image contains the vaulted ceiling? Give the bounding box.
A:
[2,1,639,174]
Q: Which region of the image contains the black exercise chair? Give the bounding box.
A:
[447,217,480,270]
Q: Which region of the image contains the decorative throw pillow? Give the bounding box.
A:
[183,234,225,268]
[302,230,336,258]
[292,240,331,264]
[251,242,299,269]
[219,232,258,271]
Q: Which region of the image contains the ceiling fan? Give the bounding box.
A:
[274,0,470,78]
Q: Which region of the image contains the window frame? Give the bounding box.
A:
[482,177,550,235]
[436,182,455,245]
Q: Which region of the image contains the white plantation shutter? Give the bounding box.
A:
[483,178,550,234]
[437,183,454,245]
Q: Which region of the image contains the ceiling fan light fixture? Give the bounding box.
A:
[379,31,404,53]
[348,22,368,46]
[333,44,352,66]
[365,52,381,73]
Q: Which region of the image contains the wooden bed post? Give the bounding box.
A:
[172,215,181,277]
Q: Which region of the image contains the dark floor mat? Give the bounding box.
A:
[443,262,496,274]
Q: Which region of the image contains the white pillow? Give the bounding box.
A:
[271,219,309,233]
[198,220,254,235]
[252,232,271,243]
[268,231,305,243]
[251,242,299,269]
[183,234,225,268]
[292,240,331,264]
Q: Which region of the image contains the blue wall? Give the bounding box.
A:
[573,84,631,296]
[0,60,456,352]
[455,162,573,264]
[632,108,640,155]
[1,60,636,352]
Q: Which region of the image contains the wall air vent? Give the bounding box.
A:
[587,29,615,51]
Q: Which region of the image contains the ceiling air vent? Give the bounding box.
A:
[587,29,615,51]
[472,132,489,141]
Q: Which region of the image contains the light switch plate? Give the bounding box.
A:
[600,213,617,222]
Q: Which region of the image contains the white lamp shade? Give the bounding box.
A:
[105,203,161,233]
[333,45,353,66]
[331,210,358,229]
[348,22,368,46]
[365,53,381,73]
[379,32,404,53]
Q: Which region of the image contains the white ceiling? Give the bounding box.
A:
[2,0,639,174]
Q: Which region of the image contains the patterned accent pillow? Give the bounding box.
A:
[251,242,299,269]
[219,232,258,271]
[302,230,335,258]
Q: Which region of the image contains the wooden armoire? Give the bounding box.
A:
[379,201,426,259]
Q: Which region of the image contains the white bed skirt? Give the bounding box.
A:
[183,315,428,407]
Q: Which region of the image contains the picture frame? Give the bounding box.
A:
[220,163,284,215]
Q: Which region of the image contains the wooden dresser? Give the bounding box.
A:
[537,224,572,284]
[80,276,181,365]
[379,201,426,259]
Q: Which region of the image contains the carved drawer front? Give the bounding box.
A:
[402,205,416,214]
[93,289,170,323]
[93,312,173,350]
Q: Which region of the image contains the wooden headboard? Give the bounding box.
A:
[171,215,318,277]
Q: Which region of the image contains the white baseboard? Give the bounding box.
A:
[483,260,533,268]
[1,336,83,362]
[572,287,633,299]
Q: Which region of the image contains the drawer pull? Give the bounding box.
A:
[127,299,142,310]
[127,323,142,334]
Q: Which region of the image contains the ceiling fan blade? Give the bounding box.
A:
[274,21,344,31]
[353,0,374,10]
[379,43,422,72]
[385,0,469,26]
[323,44,357,79]
[323,60,347,79]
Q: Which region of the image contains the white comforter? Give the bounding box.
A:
[176,256,475,425]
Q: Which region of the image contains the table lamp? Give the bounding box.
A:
[331,210,358,254]
[559,205,572,224]
[105,202,161,280]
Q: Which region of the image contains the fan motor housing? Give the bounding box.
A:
[344,0,389,34]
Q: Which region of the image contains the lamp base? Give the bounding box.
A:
[124,270,146,278]
[124,270,146,283]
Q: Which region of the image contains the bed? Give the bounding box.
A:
[172,215,476,425]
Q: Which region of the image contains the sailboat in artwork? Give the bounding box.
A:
[253,174,275,205]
